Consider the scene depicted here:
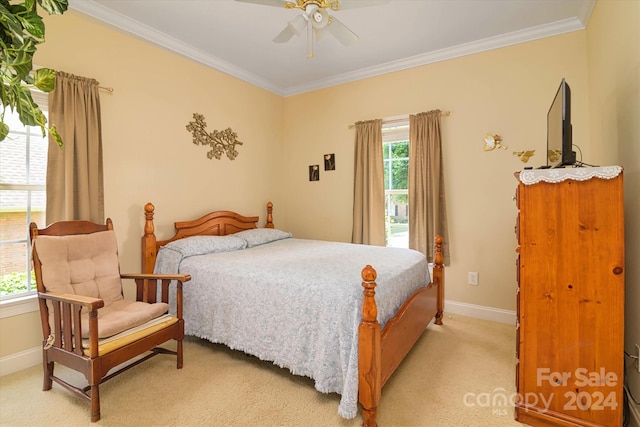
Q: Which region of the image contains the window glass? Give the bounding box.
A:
[0,98,48,299]
[383,122,409,248]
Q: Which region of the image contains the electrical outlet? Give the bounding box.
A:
[468,272,479,286]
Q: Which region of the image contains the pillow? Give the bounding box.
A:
[234,228,292,248]
[163,235,247,257]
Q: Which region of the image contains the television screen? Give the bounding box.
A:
[546,79,575,167]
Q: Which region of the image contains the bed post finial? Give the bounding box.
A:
[359,265,381,427]
[144,203,155,236]
[361,265,377,322]
[142,203,157,274]
[265,201,274,229]
[434,234,443,266]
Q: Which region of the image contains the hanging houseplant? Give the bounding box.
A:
[0,0,68,146]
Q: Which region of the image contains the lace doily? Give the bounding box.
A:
[519,166,622,185]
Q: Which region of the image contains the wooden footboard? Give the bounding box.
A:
[359,236,444,427]
[141,202,444,426]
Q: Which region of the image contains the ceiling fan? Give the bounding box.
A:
[235,0,388,58]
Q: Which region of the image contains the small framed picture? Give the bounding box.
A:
[309,165,319,181]
[324,153,335,171]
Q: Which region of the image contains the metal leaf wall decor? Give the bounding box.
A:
[186,113,243,160]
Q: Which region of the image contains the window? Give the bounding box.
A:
[0,92,48,300]
[383,120,409,248]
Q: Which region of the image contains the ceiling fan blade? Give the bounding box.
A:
[234,0,291,8]
[273,14,307,43]
[332,0,390,10]
[273,26,296,43]
[325,16,358,45]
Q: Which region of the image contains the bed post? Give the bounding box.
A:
[358,265,381,427]
[433,235,444,325]
[265,201,274,229]
[141,203,157,274]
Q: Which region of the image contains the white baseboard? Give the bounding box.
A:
[0,346,40,377]
[444,299,517,325]
[1,300,515,377]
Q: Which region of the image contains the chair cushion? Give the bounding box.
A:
[86,300,169,338]
[35,230,169,338]
[83,314,179,356]
[34,230,123,305]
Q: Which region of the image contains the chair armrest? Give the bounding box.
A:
[38,291,105,310]
[38,291,103,357]
[120,273,191,282]
[120,274,190,312]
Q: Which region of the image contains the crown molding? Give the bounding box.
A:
[283,16,587,96]
[70,1,589,97]
[70,0,285,96]
[576,0,596,26]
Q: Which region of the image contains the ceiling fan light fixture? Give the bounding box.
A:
[310,8,329,28]
[237,0,375,56]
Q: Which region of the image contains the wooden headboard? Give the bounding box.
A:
[141,201,274,273]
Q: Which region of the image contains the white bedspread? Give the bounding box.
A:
[154,237,430,418]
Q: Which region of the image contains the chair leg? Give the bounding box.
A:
[90,384,100,422]
[176,339,183,369]
[42,355,53,391]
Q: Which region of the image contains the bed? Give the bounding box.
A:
[141,201,444,427]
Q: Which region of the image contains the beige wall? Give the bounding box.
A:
[282,32,589,312]
[587,0,640,419]
[34,11,286,262]
[1,10,285,358]
[1,3,637,394]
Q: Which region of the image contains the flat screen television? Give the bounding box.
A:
[546,78,576,167]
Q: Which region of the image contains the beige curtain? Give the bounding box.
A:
[352,119,385,246]
[409,110,450,264]
[46,72,104,224]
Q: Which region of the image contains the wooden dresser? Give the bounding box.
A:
[514,166,625,426]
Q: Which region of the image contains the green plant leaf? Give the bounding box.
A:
[33,67,54,92]
[1,0,66,147]
[0,82,11,108]
[49,124,62,148]
[14,85,39,126]
[15,10,44,40]
[34,105,46,128]
[0,121,9,141]
[6,38,36,80]
[0,3,25,45]
[36,0,68,15]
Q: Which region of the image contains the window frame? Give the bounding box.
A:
[0,90,49,304]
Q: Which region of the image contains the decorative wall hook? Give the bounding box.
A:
[513,150,536,163]
[186,113,243,160]
[484,134,507,151]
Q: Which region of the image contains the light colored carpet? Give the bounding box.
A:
[0,314,525,427]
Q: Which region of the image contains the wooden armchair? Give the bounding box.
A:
[30,219,191,422]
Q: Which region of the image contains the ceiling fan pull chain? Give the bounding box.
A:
[307,20,315,58]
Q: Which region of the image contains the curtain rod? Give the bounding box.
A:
[349,110,450,128]
[99,86,114,93]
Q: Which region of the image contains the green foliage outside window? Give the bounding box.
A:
[384,140,409,203]
[0,270,35,295]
